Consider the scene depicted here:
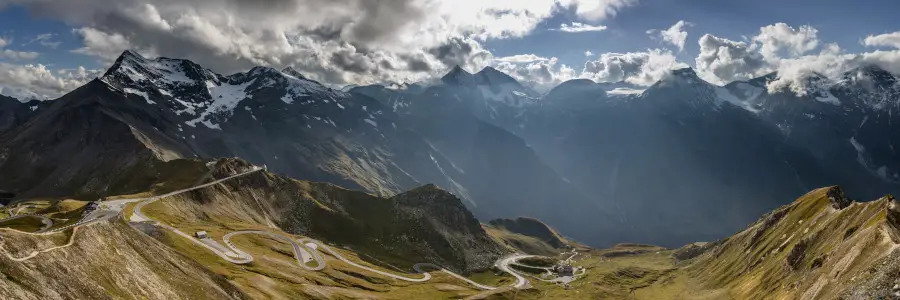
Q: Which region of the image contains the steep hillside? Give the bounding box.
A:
[351,74,614,247]
[575,186,900,299]
[0,96,46,134]
[0,81,195,198]
[141,158,505,273]
[484,217,571,256]
[0,157,525,299]
[0,221,248,299]
[494,186,900,299]
[680,186,899,299]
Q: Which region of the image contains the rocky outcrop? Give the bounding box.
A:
[827,186,852,209]
[785,238,810,271]
[884,195,900,243]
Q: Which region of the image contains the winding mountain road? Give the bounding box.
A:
[124,165,532,290]
[497,254,535,289]
[223,231,324,270]
[5,163,537,291]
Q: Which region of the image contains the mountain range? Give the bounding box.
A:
[3,50,900,248]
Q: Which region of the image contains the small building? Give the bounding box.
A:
[82,202,100,216]
[195,231,209,239]
[557,265,574,277]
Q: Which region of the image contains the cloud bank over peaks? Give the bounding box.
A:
[0,64,101,100]
[581,49,687,86]
[696,23,900,95]
[0,0,640,88]
[493,55,576,92]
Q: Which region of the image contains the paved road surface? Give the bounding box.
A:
[497,254,535,289]
[6,164,540,291]
[223,231,324,270]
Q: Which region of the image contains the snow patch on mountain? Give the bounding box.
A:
[280,94,293,104]
[186,80,255,129]
[606,87,644,95]
[124,88,154,104]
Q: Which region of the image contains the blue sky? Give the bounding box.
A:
[1,0,899,99]
[0,5,85,68]
[487,0,900,70]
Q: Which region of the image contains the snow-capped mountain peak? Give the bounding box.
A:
[97,50,356,131]
[102,50,222,90]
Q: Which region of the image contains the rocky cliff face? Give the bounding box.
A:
[0,81,186,198]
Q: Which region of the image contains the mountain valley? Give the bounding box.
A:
[2,50,900,299]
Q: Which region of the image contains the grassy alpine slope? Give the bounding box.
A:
[7,155,899,299]
[518,186,900,299]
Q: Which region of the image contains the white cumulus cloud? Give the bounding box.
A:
[493,55,575,92]
[695,23,820,85]
[495,54,551,63]
[0,0,638,90]
[863,31,900,49]
[752,23,819,61]
[559,0,639,22]
[581,49,687,86]
[0,63,101,100]
[695,34,770,85]
[647,20,692,51]
[557,22,608,33]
